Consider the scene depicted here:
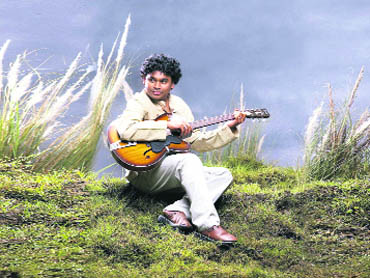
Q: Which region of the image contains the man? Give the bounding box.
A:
[115,54,246,244]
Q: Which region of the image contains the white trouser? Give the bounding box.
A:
[129,153,233,231]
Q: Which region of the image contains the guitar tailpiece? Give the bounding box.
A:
[110,141,137,151]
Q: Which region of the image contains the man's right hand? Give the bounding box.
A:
[167,117,192,138]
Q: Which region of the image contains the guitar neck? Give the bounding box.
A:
[191,114,234,130]
[190,108,270,130]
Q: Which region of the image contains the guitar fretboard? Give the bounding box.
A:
[190,109,270,130]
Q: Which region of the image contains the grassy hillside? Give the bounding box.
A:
[0,157,369,278]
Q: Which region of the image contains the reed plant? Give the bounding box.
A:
[0,41,90,159]
[203,85,267,165]
[203,121,266,165]
[303,67,370,181]
[0,16,132,172]
[33,16,132,171]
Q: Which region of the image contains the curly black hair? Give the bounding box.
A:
[140,54,182,84]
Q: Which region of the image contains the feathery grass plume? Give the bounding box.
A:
[106,34,120,68]
[46,59,91,123]
[7,54,22,91]
[11,72,33,103]
[25,80,44,108]
[0,39,11,93]
[351,109,369,138]
[115,14,131,67]
[256,134,266,156]
[352,117,370,139]
[89,45,104,110]
[327,83,336,141]
[328,83,335,121]
[302,68,369,181]
[239,83,245,111]
[303,102,323,164]
[33,16,132,171]
[54,53,82,93]
[122,79,134,101]
[320,123,331,152]
[347,66,364,109]
[0,42,90,159]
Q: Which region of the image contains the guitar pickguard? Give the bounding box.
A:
[150,135,184,153]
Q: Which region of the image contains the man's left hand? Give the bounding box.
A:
[227,109,246,131]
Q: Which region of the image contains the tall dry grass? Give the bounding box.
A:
[303,67,370,180]
[0,42,90,159]
[203,84,267,165]
[33,16,132,171]
[0,15,132,172]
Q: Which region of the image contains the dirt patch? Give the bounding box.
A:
[0,270,21,278]
[0,207,24,225]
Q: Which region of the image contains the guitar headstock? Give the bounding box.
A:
[242,108,270,119]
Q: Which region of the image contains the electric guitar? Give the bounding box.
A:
[107,108,270,171]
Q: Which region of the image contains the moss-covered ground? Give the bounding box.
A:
[0,158,369,277]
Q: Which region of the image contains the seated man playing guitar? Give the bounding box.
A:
[115,54,246,244]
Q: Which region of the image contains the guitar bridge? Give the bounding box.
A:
[109,141,137,151]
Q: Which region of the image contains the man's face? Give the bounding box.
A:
[143,71,175,101]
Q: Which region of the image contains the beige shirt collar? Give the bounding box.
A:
[141,89,175,113]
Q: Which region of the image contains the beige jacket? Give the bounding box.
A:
[114,90,239,178]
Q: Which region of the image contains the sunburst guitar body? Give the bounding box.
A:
[107,113,190,171]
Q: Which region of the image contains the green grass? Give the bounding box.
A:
[1,157,368,278]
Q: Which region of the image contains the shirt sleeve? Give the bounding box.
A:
[115,97,168,141]
[185,124,240,153]
[172,98,240,152]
